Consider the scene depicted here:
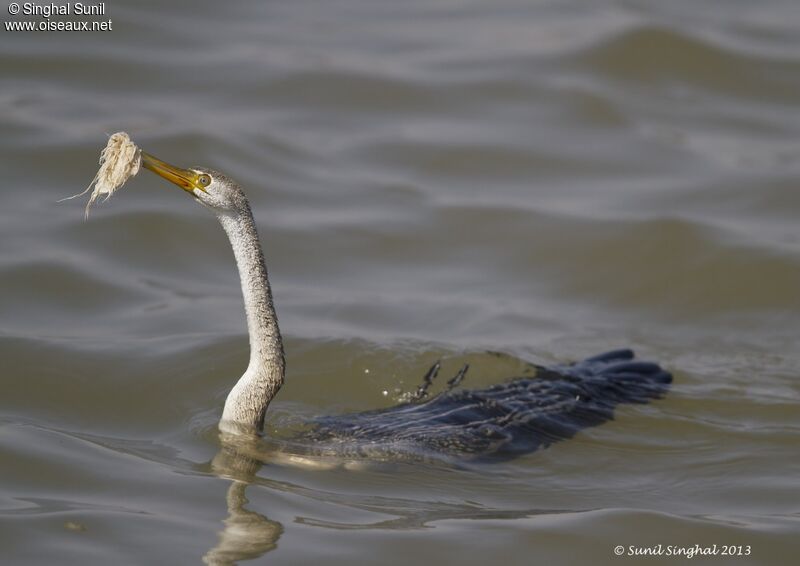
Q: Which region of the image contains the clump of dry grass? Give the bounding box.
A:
[63,132,141,218]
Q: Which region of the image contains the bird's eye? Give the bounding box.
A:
[198,174,211,187]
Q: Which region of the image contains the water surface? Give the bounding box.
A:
[1,1,798,564]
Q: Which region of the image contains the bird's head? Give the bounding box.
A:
[141,151,249,216]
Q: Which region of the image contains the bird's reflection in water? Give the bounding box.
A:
[203,433,283,565]
[201,431,573,564]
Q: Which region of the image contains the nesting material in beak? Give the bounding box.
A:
[63,132,141,218]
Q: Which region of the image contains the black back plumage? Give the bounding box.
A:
[307,349,671,461]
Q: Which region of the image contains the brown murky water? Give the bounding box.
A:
[1,1,798,564]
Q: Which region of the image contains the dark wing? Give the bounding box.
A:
[307,349,672,461]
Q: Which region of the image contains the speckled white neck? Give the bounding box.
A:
[217,206,285,432]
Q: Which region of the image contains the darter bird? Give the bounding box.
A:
[140,151,672,462]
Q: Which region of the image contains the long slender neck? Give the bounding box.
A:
[218,204,285,433]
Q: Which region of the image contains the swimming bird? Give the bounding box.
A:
[141,152,671,461]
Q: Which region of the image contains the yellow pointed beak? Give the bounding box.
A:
[141,152,205,193]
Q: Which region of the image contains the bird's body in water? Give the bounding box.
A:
[307,349,670,462]
[141,152,671,462]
